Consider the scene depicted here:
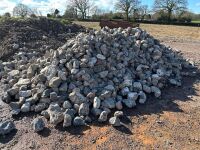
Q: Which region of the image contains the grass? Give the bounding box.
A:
[140,24,200,42]
[74,21,200,42]
[192,20,200,23]
[73,21,101,30]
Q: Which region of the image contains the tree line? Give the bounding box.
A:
[1,0,200,23]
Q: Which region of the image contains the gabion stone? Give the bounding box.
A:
[63,114,72,127]
[78,103,89,116]
[109,117,121,127]
[98,111,108,122]
[0,120,16,135]
[73,116,85,126]
[93,97,101,109]
[49,77,62,88]
[32,117,45,132]
[0,26,187,128]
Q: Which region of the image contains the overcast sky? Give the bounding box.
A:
[0,0,200,15]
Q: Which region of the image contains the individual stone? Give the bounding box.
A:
[69,91,87,104]
[64,109,76,118]
[2,93,11,103]
[21,102,31,112]
[98,111,108,122]
[93,97,101,109]
[49,77,61,88]
[7,87,19,96]
[73,116,85,126]
[114,111,123,117]
[35,103,46,112]
[88,57,97,67]
[0,120,16,135]
[133,82,142,91]
[9,102,20,110]
[16,79,31,86]
[63,101,72,109]
[123,99,136,108]
[121,87,129,96]
[63,114,72,127]
[32,117,45,132]
[8,70,20,77]
[50,92,57,101]
[91,108,102,116]
[13,43,19,49]
[99,71,108,78]
[101,98,115,109]
[97,54,106,60]
[116,101,123,110]
[109,117,121,127]
[79,103,89,116]
[19,90,32,98]
[143,85,151,93]
[139,91,147,104]
[48,104,64,125]
[41,110,50,119]
[151,86,161,98]
[99,90,112,99]
[85,116,92,123]
[59,82,68,92]
[128,92,138,101]
[11,109,20,115]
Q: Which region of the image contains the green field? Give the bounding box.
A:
[192,20,200,23]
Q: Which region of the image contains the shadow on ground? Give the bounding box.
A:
[0,129,17,144]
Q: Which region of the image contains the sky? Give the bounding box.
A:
[0,0,199,15]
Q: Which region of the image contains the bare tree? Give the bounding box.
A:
[154,0,188,22]
[13,3,31,18]
[138,5,148,20]
[70,0,92,19]
[64,6,78,19]
[115,0,140,21]
[3,12,11,18]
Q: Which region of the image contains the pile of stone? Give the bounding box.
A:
[0,27,190,129]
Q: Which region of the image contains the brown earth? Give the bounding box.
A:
[0,18,85,61]
[0,22,200,150]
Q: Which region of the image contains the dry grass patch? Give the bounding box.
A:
[74,21,200,42]
[141,24,200,42]
[73,21,101,30]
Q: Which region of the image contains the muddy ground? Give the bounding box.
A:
[0,33,200,149]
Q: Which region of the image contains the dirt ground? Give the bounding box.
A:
[1,23,200,150]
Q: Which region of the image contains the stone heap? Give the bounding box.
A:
[0,27,190,128]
